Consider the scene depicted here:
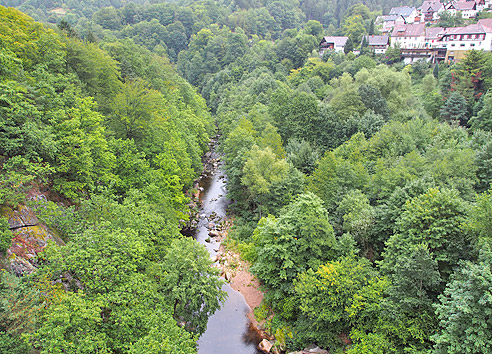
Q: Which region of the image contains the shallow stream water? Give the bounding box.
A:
[194,148,262,354]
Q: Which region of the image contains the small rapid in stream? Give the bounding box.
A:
[193,142,262,354]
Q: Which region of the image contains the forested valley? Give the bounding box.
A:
[1,0,492,353]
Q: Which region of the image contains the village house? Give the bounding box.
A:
[362,35,390,54]
[382,14,406,34]
[380,6,418,34]
[439,18,492,60]
[418,0,445,23]
[476,0,487,11]
[389,6,419,23]
[320,0,492,63]
[391,23,426,48]
[424,27,447,48]
[398,27,447,63]
[319,36,348,55]
[444,1,478,19]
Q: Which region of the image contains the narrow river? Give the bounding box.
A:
[193,144,262,354]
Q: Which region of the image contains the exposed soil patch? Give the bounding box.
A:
[213,223,266,336]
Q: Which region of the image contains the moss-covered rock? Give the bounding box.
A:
[1,204,63,276]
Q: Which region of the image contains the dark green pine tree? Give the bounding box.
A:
[57,19,79,38]
[344,37,354,54]
[440,91,468,125]
[360,35,368,55]
[433,63,439,79]
[368,20,375,35]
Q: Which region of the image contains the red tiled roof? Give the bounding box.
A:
[449,1,476,10]
[441,22,492,37]
[478,18,492,29]
[425,27,445,40]
[391,23,426,37]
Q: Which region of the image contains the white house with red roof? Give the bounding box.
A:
[391,23,427,48]
[439,19,492,52]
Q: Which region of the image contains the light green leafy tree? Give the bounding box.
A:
[251,192,336,318]
[155,237,226,335]
[294,256,386,348]
[241,145,290,216]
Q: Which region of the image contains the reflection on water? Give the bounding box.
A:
[197,284,262,354]
[194,149,262,354]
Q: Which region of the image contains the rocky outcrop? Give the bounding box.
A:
[3,204,39,229]
[2,204,63,276]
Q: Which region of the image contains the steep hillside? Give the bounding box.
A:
[0,6,224,353]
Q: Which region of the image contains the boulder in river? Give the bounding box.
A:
[208,230,220,237]
[258,339,273,353]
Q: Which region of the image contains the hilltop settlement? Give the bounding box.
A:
[320,0,492,62]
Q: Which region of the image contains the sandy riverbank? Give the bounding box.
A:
[213,223,267,334]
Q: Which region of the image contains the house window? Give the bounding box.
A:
[471,43,475,47]
[451,43,455,47]
[468,35,472,39]
[461,43,466,47]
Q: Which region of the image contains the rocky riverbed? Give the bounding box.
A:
[187,137,330,354]
[188,137,264,354]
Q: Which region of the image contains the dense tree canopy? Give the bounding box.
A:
[0,6,221,353]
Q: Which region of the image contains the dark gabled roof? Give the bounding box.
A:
[419,0,443,12]
[389,6,416,17]
[320,36,348,46]
[385,14,401,21]
[363,35,390,46]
